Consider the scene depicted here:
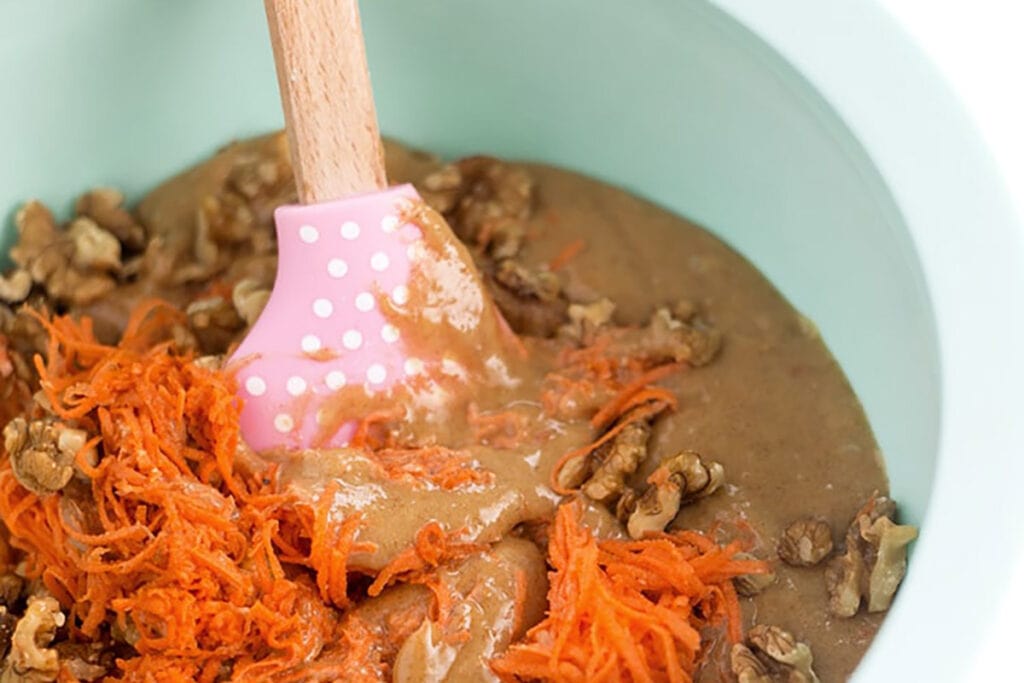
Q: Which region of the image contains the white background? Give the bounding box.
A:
[879,2,1022,680]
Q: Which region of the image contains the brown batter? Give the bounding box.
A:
[267,145,891,680]
[0,133,908,682]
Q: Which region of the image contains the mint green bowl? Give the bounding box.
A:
[2,1,1022,680]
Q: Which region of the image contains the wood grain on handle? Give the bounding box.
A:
[265,0,386,204]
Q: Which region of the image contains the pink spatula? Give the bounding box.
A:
[230,0,487,451]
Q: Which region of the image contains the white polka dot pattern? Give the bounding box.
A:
[326,370,347,390]
[341,221,361,240]
[370,252,390,272]
[327,259,348,278]
[286,376,307,396]
[274,413,295,433]
[229,185,427,452]
[355,292,374,312]
[342,330,363,350]
[366,364,386,385]
[313,298,333,318]
[391,285,409,306]
[245,376,266,396]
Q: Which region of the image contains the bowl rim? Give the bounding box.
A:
[714,1,1024,680]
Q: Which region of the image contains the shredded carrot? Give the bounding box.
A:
[349,408,403,450]
[590,362,684,430]
[367,521,483,599]
[370,446,494,490]
[490,502,769,683]
[549,238,586,271]
[0,301,375,679]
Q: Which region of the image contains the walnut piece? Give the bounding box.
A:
[231,278,271,327]
[75,188,146,250]
[419,155,571,337]
[419,156,533,253]
[1,595,65,683]
[580,418,651,505]
[3,418,91,495]
[601,307,722,367]
[730,643,772,683]
[0,272,32,304]
[9,200,119,308]
[745,624,820,683]
[778,518,834,567]
[66,218,122,272]
[733,553,777,597]
[862,515,917,613]
[825,495,917,617]
[626,450,725,539]
[487,259,569,337]
[558,298,616,343]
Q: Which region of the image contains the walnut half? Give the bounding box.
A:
[0,595,65,683]
[625,450,724,539]
[825,495,917,617]
[3,418,92,495]
[731,624,820,683]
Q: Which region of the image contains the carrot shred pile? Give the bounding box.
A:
[0,302,377,680]
[490,502,769,683]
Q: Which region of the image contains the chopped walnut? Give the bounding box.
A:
[554,450,598,492]
[419,156,533,253]
[75,188,146,251]
[825,495,917,617]
[8,200,119,308]
[558,298,616,343]
[0,272,32,305]
[419,163,464,214]
[730,643,772,683]
[418,156,569,337]
[614,487,639,524]
[1,595,65,683]
[3,418,92,495]
[580,418,651,505]
[777,518,834,567]
[672,299,700,323]
[9,202,61,277]
[626,450,724,538]
[744,624,820,683]
[602,307,722,367]
[231,278,271,327]
[136,132,294,289]
[487,259,569,337]
[734,553,777,597]
[66,218,122,272]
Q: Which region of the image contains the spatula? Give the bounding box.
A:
[230,0,467,451]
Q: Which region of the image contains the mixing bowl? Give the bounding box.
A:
[2,1,1022,680]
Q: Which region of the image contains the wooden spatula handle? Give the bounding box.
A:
[265,0,387,204]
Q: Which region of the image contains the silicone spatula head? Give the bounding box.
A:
[231,0,513,451]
